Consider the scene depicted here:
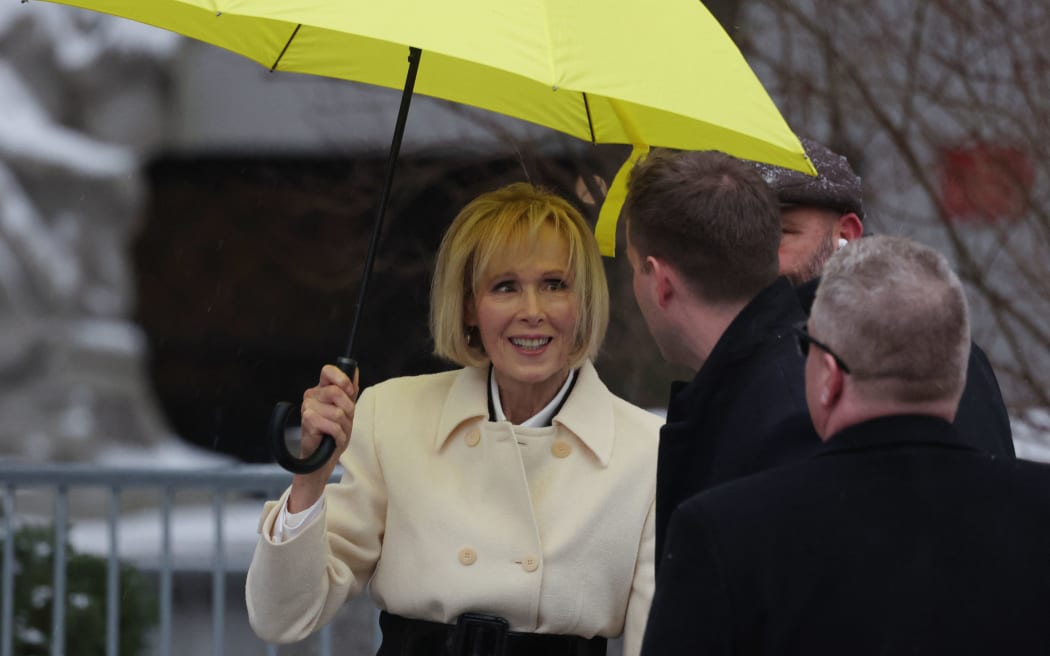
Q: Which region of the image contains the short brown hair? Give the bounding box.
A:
[430,182,609,368]
[624,149,781,303]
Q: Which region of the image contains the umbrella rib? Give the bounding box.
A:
[270,24,302,71]
[582,92,597,143]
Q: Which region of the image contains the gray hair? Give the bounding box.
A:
[811,236,970,402]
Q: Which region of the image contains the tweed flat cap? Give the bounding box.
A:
[753,138,864,219]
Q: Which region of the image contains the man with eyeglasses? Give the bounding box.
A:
[640,235,1050,656]
[754,137,1014,458]
[623,149,821,567]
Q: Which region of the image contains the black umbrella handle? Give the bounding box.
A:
[268,356,357,474]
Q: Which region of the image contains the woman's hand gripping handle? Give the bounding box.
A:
[268,357,358,479]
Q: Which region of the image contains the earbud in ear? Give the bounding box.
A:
[837,238,848,250]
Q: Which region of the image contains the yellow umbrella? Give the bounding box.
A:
[31,0,814,472]
[35,1,810,170]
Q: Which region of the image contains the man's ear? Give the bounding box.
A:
[647,256,676,307]
[837,212,864,243]
[818,352,845,407]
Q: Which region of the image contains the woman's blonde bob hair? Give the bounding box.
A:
[430,182,609,369]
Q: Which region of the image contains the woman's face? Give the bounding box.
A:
[467,223,579,403]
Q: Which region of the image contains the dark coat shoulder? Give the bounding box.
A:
[643,416,1050,656]
[656,278,821,561]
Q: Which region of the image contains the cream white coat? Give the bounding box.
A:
[246,361,659,654]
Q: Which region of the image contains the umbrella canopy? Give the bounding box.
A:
[32,0,814,472]
[36,0,812,174]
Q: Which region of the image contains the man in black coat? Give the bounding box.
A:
[640,236,1050,655]
[752,137,1015,457]
[623,150,821,564]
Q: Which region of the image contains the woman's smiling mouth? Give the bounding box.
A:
[510,337,553,351]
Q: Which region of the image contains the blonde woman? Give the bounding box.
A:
[246,183,659,656]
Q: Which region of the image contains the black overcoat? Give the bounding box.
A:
[642,415,1050,655]
[656,277,821,563]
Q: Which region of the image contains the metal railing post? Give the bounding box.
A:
[212,486,226,656]
[1,484,15,656]
[105,487,120,656]
[159,486,174,656]
[51,487,69,656]
[320,623,333,656]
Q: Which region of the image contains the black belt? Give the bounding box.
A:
[377,611,608,656]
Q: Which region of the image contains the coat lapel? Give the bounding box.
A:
[550,360,616,467]
[431,361,616,467]
[433,366,489,452]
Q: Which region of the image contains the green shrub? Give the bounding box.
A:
[0,523,158,656]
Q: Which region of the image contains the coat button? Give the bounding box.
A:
[465,429,481,447]
[551,439,571,458]
[458,547,478,566]
[521,555,539,572]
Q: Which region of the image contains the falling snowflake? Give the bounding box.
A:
[31,585,53,608]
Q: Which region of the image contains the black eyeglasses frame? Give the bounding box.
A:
[793,322,852,374]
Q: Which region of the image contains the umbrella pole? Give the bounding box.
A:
[268,46,423,474]
[344,46,423,360]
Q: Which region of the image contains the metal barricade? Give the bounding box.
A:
[0,463,368,656]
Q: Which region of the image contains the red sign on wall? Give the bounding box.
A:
[939,143,1033,223]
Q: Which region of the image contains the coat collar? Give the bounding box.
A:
[434,360,616,466]
[668,277,805,420]
[435,365,490,447]
[795,276,820,315]
[816,414,981,458]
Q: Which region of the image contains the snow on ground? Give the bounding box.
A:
[69,496,267,572]
[1013,409,1050,464]
[63,440,344,572]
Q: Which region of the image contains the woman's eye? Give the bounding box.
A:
[545,278,568,291]
[493,280,516,293]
